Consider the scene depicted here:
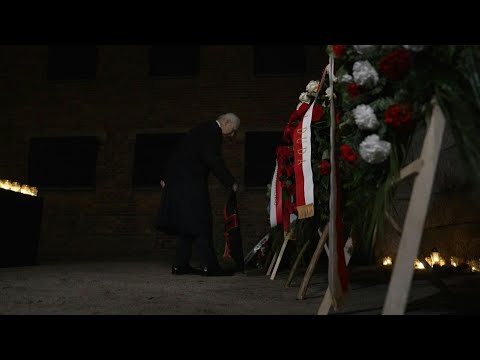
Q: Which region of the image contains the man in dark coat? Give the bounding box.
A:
[156,113,240,276]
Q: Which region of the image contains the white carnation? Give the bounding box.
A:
[352,61,379,88]
[402,45,425,52]
[299,92,310,103]
[340,73,353,83]
[306,80,320,96]
[353,45,376,54]
[325,86,335,100]
[359,134,391,164]
[353,104,379,130]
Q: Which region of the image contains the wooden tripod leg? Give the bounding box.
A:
[317,287,332,315]
[296,223,329,300]
[285,240,311,288]
[382,99,446,315]
[270,235,290,280]
[317,237,353,315]
[266,250,278,276]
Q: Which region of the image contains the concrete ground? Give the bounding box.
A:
[0,254,479,315]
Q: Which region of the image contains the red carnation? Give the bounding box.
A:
[285,165,294,178]
[312,105,325,123]
[332,45,346,58]
[283,125,294,144]
[276,145,293,162]
[335,112,341,124]
[379,49,412,81]
[346,83,361,97]
[287,202,297,214]
[384,103,413,129]
[340,144,358,163]
[319,160,331,175]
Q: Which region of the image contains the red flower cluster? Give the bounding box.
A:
[340,144,358,163]
[312,105,325,123]
[285,165,294,177]
[287,202,297,214]
[319,160,331,175]
[336,112,341,124]
[384,103,413,129]
[379,49,412,81]
[276,145,293,162]
[283,125,295,144]
[276,145,294,186]
[346,83,361,98]
[332,45,346,58]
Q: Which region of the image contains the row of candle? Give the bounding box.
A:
[0,179,38,196]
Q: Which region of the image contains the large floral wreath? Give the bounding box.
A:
[267,45,480,265]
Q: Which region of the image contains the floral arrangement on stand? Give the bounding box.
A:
[265,45,480,267]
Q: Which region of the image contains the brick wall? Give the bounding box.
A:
[0,45,327,260]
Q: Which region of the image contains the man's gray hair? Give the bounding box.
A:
[219,113,240,130]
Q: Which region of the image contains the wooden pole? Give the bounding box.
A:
[297,223,329,299]
[317,237,353,315]
[270,231,293,280]
[285,239,311,287]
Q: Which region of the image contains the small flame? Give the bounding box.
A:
[415,260,425,269]
[382,256,392,266]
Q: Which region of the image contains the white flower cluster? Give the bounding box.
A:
[353,104,379,130]
[325,86,335,100]
[402,45,425,52]
[299,92,310,103]
[306,80,320,96]
[353,45,376,54]
[359,134,392,164]
[337,45,399,166]
[298,79,323,106]
[353,61,379,88]
[340,73,352,83]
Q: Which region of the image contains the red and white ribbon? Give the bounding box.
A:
[293,104,315,219]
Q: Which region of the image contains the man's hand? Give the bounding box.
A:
[232,183,238,192]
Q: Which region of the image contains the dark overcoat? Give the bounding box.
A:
[156,121,235,235]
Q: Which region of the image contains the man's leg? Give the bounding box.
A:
[172,233,195,274]
[195,232,220,270]
[195,232,234,276]
[175,233,193,267]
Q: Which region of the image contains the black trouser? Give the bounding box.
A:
[175,232,219,269]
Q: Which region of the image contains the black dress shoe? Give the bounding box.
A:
[171,265,202,275]
[200,266,234,277]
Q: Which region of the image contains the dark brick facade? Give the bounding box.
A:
[0,45,327,259]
